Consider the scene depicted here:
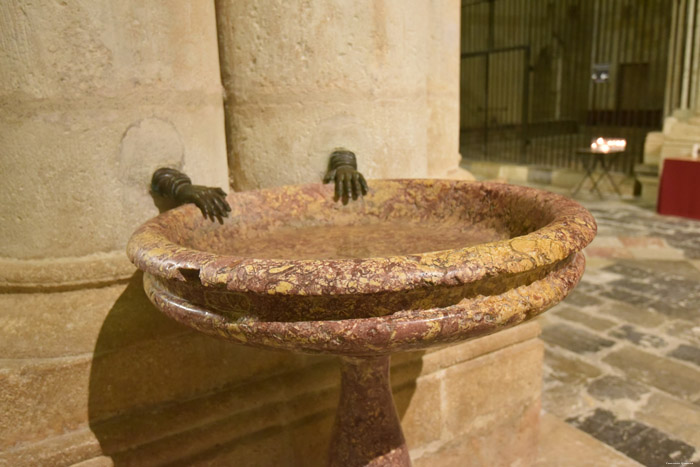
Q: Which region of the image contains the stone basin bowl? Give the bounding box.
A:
[128,179,596,356]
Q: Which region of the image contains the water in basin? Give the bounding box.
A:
[202,221,509,260]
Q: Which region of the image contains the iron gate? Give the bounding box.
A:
[460,0,676,174]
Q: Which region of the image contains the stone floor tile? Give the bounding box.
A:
[668,344,700,367]
[72,457,113,467]
[602,262,655,280]
[599,288,653,307]
[476,194,700,463]
[636,392,700,452]
[603,346,700,401]
[544,349,602,385]
[567,408,697,466]
[541,322,616,354]
[586,375,649,401]
[581,256,615,270]
[584,246,633,259]
[665,320,700,346]
[691,260,700,273]
[608,325,667,349]
[589,236,626,249]
[562,290,603,308]
[626,247,686,261]
[606,278,657,295]
[626,259,700,281]
[578,268,624,286]
[595,301,665,329]
[556,307,618,332]
[647,300,699,321]
[541,382,595,420]
[618,237,667,248]
[535,413,642,467]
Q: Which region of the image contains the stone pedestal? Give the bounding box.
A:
[329,356,410,466]
[1,305,541,466]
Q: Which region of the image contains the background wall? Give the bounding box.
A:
[460,0,673,175]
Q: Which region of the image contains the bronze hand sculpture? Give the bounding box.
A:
[151,151,366,219]
[323,150,369,205]
[151,168,231,222]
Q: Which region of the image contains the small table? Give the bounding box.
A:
[571,148,624,198]
[657,157,700,220]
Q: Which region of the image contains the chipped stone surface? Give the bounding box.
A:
[128,179,596,323]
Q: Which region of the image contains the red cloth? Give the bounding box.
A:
[657,158,700,220]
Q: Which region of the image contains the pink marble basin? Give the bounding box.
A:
[127,179,596,356]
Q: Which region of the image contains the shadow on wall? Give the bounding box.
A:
[87,272,421,465]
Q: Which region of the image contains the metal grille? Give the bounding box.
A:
[460,0,677,174]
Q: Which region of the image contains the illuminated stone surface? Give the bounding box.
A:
[127,179,595,465]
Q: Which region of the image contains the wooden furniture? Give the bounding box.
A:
[571,148,624,198]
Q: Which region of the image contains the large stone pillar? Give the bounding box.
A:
[0,2,234,465]
[0,1,228,288]
[216,0,472,191]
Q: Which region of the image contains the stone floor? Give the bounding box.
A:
[536,194,700,466]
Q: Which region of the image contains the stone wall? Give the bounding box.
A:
[0,1,228,262]
[0,1,232,464]
[216,0,471,191]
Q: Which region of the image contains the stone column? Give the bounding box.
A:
[640,0,700,203]
[216,0,472,191]
[0,2,232,465]
[426,0,470,179]
[0,0,229,288]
